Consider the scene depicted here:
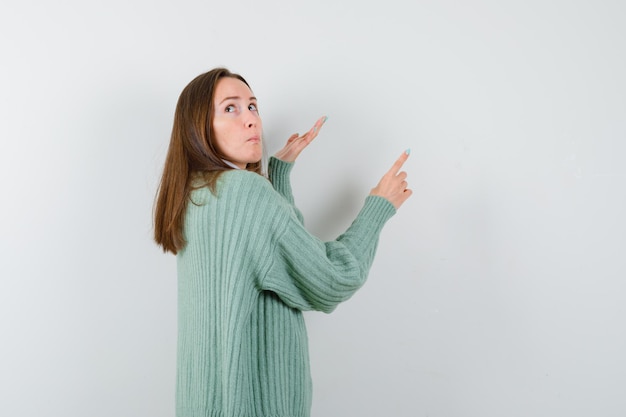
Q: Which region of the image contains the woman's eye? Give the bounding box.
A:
[225,105,236,113]
[249,103,258,112]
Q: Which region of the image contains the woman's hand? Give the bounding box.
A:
[274,116,327,163]
[370,150,413,210]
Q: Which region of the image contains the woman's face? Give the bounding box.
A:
[212,77,263,169]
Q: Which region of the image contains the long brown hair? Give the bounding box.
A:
[154,68,262,254]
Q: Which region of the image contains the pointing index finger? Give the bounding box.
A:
[311,115,328,134]
[388,149,411,176]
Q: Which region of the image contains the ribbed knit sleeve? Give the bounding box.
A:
[261,195,396,313]
[267,156,305,224]
[268,157,295,202]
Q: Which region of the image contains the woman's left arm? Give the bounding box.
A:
[273,116,327,163]
[269,116,327,222]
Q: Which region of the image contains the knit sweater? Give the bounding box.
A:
[176,157,396,417]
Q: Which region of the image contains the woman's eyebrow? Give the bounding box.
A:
[219,96,257,104]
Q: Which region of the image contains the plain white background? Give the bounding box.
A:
[1,1,625,416]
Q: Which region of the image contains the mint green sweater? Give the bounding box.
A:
[176,157,396,417]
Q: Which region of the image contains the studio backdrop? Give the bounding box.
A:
[1,1,625,416]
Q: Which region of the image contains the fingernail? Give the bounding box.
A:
[405,148,411,155]
[323,116,328,123]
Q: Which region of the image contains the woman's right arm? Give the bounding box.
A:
[259,151,412,313]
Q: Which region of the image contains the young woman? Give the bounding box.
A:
[154,67,411,417]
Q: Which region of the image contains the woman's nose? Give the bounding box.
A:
[245,112,258,128]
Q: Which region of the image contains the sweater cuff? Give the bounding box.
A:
[360,195,397,225]
[268,156,294,179]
